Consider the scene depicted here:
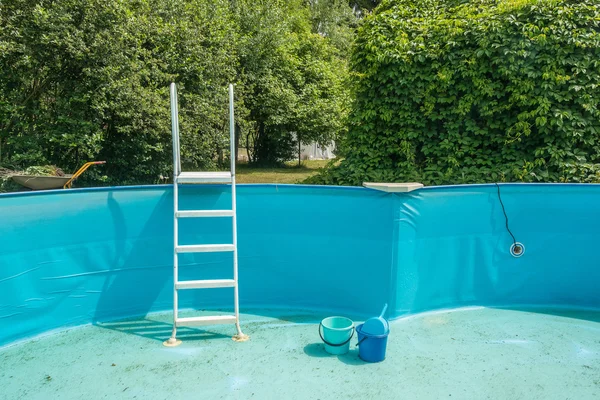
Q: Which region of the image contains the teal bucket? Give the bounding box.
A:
[319,316,354,355]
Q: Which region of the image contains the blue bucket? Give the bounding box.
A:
[319,316,354,355]
[356,323,389,362]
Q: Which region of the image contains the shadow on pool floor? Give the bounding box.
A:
[1,307,599,400]
[495,306,600,323]
[95,319,232,343]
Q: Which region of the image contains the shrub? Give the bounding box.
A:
[311,0,600,185]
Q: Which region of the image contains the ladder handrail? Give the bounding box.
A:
[229,84,236,177]
[229,84,242,336]
[170,83,180,344]
[170,83,181,177]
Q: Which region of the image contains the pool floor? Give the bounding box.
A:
[1,307,599,399]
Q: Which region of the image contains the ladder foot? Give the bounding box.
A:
[163,337,182,347]
[232,334,250,343]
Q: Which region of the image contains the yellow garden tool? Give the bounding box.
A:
[63,161,106,189]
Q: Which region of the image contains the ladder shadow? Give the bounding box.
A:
[93,191,170,323]
[95,318,232,342]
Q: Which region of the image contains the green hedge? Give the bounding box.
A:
[311,0,600,185]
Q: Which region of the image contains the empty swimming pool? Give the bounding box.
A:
[1,184,599,399]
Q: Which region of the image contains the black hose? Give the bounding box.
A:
[495,183,517,245]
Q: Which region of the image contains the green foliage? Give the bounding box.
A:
[0,0,238,185]
[312,0,600,185]
[233,0,350,165]
[0,172,20,193]
[22,165,64,177]
[0,0,353,184]
[308,0,359,55]
[350,0,382,13]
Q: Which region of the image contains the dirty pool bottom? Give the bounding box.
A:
[1,308,598,400]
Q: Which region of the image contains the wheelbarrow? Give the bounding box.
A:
[11,161,106,190]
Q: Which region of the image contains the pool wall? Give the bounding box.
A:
[1,184,599,347]
[393,185,600,315]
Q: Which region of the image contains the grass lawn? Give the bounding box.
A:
[236,159,330,184]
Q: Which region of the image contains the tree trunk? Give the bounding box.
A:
[235,123,240,163]
[298,133,301,166]
[246,126,256,163]
[254,122,268,164]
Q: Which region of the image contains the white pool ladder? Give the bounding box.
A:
[164,83,248,347]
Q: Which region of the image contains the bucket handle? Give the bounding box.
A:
[318,322,355,347]
[356,336,368,347]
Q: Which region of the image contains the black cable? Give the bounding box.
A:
[495,183,517,245]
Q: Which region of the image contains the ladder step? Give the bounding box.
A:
[175,244,235,253]
[176,210,233,218]
[175,315,237,327]
[176,279,236,289]
[177,171,232,184]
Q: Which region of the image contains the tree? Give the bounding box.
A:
[233,0,350,165]
[307,0,359,55]
[311,0,600,185]
[0,0,237,185]
[1,0,353,183]
[350,0,381,14]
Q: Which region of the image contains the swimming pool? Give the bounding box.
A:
[1,184,599,398]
